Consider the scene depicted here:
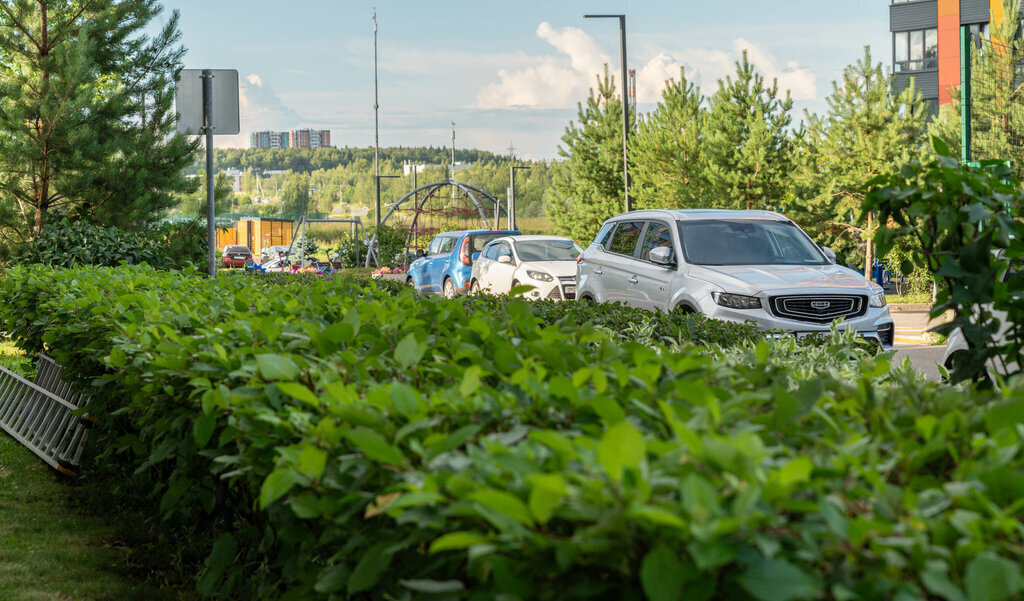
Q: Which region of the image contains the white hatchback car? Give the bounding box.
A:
[471,235,583,300]
[576,209,895,348]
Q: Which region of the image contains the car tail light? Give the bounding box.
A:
[576,256,584,264]
[459,237,471,266]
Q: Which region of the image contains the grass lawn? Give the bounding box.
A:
[0,341,191,601]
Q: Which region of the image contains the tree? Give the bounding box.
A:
[703,50,793,211]
[629,68,707,209]
[929,0,1024,178]
[0,0,197,241]
[281,173,311,216]
[795,47,928,269]
[176,171,234,216]
[546,65,631,243]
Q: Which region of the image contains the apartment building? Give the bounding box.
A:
[890,0,1019,112]
[250,131,290,149]
[289,129,332,149]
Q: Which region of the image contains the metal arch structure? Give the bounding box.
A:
[365,179,508,268]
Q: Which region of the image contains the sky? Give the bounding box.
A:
[156,0,891,159]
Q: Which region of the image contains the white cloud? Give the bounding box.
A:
[475,24,816,111]
[212,73,303,148]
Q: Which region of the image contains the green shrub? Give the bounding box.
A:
[370,224,408,267]
[1,265,1021,601]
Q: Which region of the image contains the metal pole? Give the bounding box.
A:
[961,24,972,164]
[584,14,630,212]
[618,15,630,212]
[202,69,216,277]
[373,10,381,227]
[508,165,513,230]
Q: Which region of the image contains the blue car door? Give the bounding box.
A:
[428,236,457,294]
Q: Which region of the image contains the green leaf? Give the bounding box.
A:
[400,579,466,593]
[276,382,319,407]
[390,383,421,417]
[348,542,392,595]
[509,284,536,296]
[298,445,327,478]
[628,504,686,529]
[429,531,489,553]
[256,353,299,380]
[738,558,822,601]
[687,540,736,571]
[469,489,535,527]
[597,420,645,481]
[965,553,1022,601]
[345,427,406,466]
[459,364,483,396]
[640,544,685,601]
[681,473,720,521]
[777,456,813,487]
[314,565,350,594]
[259,467,303,509]
[425,424,481,460]
[192,411,216,448]
[394,333,425,368]
[196,533,237,596]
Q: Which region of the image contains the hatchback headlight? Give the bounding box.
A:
[526,270,553,282]
[711,292,762,310]
[869,290,887,308]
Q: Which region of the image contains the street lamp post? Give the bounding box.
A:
[375,174,401,228]
[584,13,630,212]
[510,165,531,230]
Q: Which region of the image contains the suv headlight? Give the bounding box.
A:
[869,290,887,308]
[711,292,762,310]
[526,270,553,282]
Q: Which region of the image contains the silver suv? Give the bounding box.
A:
[576,209,894,348]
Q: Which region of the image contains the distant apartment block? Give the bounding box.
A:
[249,129,331,149]
[889,0,1022,114]
[250,130,290,149]
[289,129,331,148]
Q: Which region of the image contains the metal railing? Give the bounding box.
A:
[0,355,91,476]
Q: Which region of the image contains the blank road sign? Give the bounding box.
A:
[176,69,240,135]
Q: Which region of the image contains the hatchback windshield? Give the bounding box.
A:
[678,219,827,266]
[515,240,583,262]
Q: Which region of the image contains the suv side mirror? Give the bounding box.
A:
[416,249,427,258]
[497,255,513,265]
[649,246,674,266]
[821,247,836,264]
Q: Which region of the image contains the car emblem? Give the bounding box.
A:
[810,301,831,310]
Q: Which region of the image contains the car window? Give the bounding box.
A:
[469,232,508,253]
[678,220,828,266]
[594,222,615,248]
[225,246,249,253]
[515,240,583,261]
[438,237,456,255]
[639,222,675,262]
[607,221,644,257]
[496,243,513,261]
[426,236,443,255]
[481,243,498,260]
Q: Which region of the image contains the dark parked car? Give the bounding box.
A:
[222,245,253,268]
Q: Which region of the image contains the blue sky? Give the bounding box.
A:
[156,0,891,159]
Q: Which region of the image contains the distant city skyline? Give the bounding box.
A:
[156,0,890,159]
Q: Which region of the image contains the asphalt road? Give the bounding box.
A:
[890,343,947,381]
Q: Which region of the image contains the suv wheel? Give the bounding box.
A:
[443,278,456,299]
[470,280,481,295]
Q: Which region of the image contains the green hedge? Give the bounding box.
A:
[1,265,1022,601]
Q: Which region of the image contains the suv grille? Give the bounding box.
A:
[768,294,867,324]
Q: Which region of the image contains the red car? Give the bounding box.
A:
[222,245,253,268]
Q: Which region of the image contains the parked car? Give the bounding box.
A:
[262,245,292,261]
[222,245,253,268]
[406,229,520,298]
[470,235,582,299]
[576,209,895,349]
[941,256,1017,379]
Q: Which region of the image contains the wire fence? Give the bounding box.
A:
[967,27,1024,176]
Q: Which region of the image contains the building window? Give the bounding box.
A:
[895,28,938,71]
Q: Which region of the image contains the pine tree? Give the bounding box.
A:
[703,50,793,211]
[0,0,197,241]
[796,47,928,267]
[629,68,707,209]
[546,65,631,243]
[929,0,1024,178]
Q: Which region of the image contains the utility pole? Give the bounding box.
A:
[202,69,216,277]
[961,24,973,164]
[584,14,630,212]
[450,121,456,202]
[373,9,381,227]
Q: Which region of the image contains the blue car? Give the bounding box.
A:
[407,229,519,298]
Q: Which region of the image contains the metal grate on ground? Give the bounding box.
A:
[0,355,91,476]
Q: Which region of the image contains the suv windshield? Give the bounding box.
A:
[515,240,582,261]
[678,219,827,266]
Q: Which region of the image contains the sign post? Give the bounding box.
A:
[176,69,240,276]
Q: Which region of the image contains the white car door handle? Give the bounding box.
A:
[629,275,639,284]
